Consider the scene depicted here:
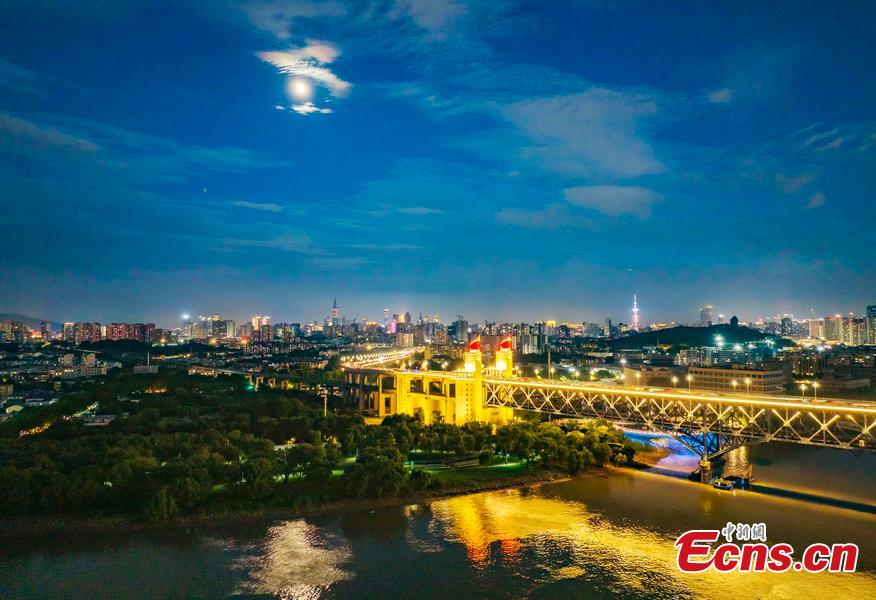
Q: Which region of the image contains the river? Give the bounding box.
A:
[1,443,874,598]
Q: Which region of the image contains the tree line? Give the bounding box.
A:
[0,370,636,521]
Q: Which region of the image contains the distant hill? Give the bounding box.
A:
[0,313,62,330]
[609,324,784,350]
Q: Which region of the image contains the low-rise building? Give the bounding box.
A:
[688,365,787,395]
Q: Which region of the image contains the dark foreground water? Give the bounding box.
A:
[1,444,874,599]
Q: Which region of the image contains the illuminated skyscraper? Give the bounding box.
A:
[631,294,640,331]
[331,297,340,325]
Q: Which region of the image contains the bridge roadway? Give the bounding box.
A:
[482,377,876,462]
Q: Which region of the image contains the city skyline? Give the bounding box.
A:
[1,2,875,326]
[7,296,874,334]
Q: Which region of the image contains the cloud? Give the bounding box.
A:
[291,102,333,115]
[397,206,443,215]
[348,243,421,251]
[0,58,38,93]
[390,0,468,36]
[707,88,734,103]
[775,173,814,194]
[259,40,351,98]
[805,191,826,210]
[563,185,660,219]
[0,112,98,153]
[239,0,346,40]
[503,89,663,178]
[231,200,283,212]
[496,203,595,230]
[225,231,317,254]
[308,256,366,270]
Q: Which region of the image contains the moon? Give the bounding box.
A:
[287,77,314,102]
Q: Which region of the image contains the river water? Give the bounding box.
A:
[2,443,874,599]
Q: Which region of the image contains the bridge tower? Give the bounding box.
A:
[463,338,513,425]
[495,335,514,377]
[464,337,483,374]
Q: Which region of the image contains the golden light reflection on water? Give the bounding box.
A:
[430,488,876,598]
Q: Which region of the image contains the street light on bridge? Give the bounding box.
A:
[813,381,819,400]
[686,374,693,389]
[745,377,751,396]
[731,380,738,393]
[671,376,678,387]
[800,383,807,400]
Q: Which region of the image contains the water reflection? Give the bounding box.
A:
[427,484,876,598]
[626,430,876,508]
[239,520,352,599]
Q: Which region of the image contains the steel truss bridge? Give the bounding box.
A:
[482,378,875,474]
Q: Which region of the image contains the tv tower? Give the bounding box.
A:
[632,294,640,331]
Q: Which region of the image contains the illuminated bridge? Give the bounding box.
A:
[342,338,875,480]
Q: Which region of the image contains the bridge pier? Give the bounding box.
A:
[698,458,712,483]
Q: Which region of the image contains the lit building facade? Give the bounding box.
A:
[688,366,786,395]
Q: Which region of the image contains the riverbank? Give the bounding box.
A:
[629,442,672,468]
[0,467,570,540]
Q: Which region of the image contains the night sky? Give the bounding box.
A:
[1,1,874,326]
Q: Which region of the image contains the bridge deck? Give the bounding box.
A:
[483,377,876,414]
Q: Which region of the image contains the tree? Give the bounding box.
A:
[343,445,407,498]
[144,487,179,521]
[241,457,276,499]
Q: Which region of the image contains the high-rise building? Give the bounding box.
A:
[191,321,210,340]
[452,316,468,343]
[40,321,52,340]
[0,321,28,342]
[603,317,612,339]
[700,305,713,327]
[822,316,843,341]
[210,314,222,338]
[330,298,340,326]
[867,305,876,344]
[866,317,876,345]
[808,319,823,339]
[842,318,866,346]
[71,322,101,344]
[780,316,793,337]
[238,322,254,339]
